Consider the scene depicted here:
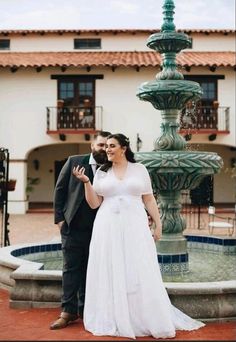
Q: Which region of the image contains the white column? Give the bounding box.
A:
[8,160,28,214]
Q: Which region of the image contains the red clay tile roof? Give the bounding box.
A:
[0,51,235,69]
[0,29,235,36]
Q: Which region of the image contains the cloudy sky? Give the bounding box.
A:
[0,0,235,30]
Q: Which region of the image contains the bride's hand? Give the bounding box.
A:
[153,227,162,241]
[72,165,90,183]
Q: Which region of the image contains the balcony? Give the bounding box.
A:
[179,104,230,134]
[46,106,103,134]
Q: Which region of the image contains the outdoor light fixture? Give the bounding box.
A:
[84,134,90,141]
[33,159,40,170]
[184,134,192,141]
[208,134,217,141]
[231,158,236,168]
[136,133,143,152]
[59,134,66,141]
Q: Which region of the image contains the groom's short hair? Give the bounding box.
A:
[94,131,111,139]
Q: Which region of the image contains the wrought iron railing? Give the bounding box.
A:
[0,148,10,247]
[46,106,103,132]
[179,105,230,131]
[181,190,208,230]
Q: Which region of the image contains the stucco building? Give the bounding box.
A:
[0,28,235,213]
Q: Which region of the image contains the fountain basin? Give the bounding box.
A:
[0,237,235,320]
[147,31,192,53]
[136,150,223,191]
[137,80,202,110]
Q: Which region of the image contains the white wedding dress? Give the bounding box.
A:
[84,162,205,339]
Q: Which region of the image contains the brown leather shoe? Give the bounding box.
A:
[50,312,78,330]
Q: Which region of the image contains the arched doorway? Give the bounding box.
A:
[27,142,91,211]
[187,142,236,207]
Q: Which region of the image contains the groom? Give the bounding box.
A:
[50,131,111,330]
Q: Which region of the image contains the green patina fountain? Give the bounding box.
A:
[136,0,223,275]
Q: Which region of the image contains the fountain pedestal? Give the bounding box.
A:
[157,190,188,273]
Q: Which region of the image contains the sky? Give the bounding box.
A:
[0,0,235,30]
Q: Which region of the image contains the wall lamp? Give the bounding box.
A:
[231,158,236,168]
[59,134,66,141]
[136,133,143,152]
[208,134,217,141]
[33,159,40,170]
[184,134,192,141]
[84,134,91,141]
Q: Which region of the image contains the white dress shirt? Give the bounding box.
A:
[89,154,98,175]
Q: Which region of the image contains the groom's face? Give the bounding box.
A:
[91,135,108,164]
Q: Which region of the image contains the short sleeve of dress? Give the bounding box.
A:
[92,168,104,196]
[139,164,153,195]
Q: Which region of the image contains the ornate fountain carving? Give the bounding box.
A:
[136,0,223,274]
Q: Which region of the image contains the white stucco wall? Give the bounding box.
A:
[1,30,235,213]
[0,66,162,212]
[0,68,57,159]
[2,32,235,52]
[189,33,235,51]
[96,67,161,151]
[0,66,162,158]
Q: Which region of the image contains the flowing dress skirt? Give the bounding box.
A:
[84,195,205,339]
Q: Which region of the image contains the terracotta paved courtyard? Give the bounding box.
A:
[0,287,235,341]
[0,211,235,341]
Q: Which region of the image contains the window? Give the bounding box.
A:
[74,38,101,49]
[201,82,216,102]
[58,79,95,107]
[0,39,10,50]
[79,82,93,106]
[182,75,224,130]
[59,82,75,106]
[57,78,95,129]
[184,75,223,106]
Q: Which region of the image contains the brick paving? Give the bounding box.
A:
[0,211,235,341]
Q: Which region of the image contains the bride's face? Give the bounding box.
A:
[106,138,126,163]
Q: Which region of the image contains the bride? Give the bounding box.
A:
[73,133,205,339]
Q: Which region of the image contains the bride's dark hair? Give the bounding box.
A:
[100,133,136,172]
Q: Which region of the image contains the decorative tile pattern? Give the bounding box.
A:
[11,237,236,282]
[185,235,236,254]
[162,249,236,283]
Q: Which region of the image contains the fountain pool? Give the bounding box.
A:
[0,235,235,321]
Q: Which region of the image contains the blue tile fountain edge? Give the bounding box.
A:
[185,235,236,254]
[11,243,62,257]
[185,235,236,246]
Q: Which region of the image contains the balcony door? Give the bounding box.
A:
[196,79,218,129]
[58,78,95,129]
[184,76,219,130]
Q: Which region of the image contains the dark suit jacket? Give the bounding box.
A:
[54,154,94,227]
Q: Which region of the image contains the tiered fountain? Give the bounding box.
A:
[136,0,223,275]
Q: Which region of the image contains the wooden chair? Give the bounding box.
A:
[208,206,235,236]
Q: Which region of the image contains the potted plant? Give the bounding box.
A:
[213,100,219,109]
[57,99,64,108]
[26,177,40,199]
[7,179,17,191]
[0,177,17,191]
